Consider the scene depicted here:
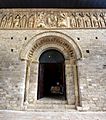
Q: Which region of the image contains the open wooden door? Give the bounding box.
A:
[37,49,66,100]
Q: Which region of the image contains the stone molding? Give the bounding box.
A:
[0,9,106,29]
[28,36,75,60]
[20,31,82,61]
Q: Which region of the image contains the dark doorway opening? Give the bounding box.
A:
[37,49,66,100]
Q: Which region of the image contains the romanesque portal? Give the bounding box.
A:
[0,9,106,111]
[20,33,81,109]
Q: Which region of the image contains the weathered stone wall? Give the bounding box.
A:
[0,8,106,111]
[0,29,106,111]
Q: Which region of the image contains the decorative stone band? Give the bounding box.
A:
[27,36,75,60]
[0,9,106,29]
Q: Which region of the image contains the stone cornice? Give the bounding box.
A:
[0,9,106,29]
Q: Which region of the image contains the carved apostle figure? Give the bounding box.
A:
[70,13,77,28]
[58,12,67,27]
[83,13,92,28]
[36,12,46,28]
[6,14,13,28]
[92,13,99,28]
[28,15,35,28]
[99,13,106,28]
[21,15,27,28]
[97,14,105,28]
[0,15,7,28]
[76,13,84,28]
[13,15,21,28]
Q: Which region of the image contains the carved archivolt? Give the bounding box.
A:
[0,9,106,29]
[27,36,75,61]
[20,31,82,61]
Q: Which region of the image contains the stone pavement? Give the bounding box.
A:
[0,110,106,120]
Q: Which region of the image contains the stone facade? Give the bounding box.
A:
[0,9,106,111]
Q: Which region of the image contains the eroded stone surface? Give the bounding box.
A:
[0,9,106,112]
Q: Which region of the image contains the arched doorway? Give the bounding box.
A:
[20,32,82,109]
[37,49,66,100]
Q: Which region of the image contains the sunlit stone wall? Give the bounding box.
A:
[0,9,106,111]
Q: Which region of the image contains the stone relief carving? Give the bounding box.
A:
[13,15,21,28]
[69,13,77,28]
[76,13,84,28]
[100,13,106,27]
[7,14,13,28]
[0,9,106,29]
[46,12,58,28]
[0,15,7,28]
[58,12,68,27]
[27,36,75,60]
[36,12,46,28]
[21,15,28,28]
[28,15,35,28]
[83,13,92,28]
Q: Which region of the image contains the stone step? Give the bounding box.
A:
[27,108,76,112]
[26,104,76,112]
[36,99,67,104]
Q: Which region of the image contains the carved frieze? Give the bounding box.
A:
[0,9,106,29]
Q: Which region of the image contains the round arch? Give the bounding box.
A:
[20,31,82,61]
[21,31,82,109]
[39,49,65,63]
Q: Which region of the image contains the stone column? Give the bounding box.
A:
[20,60,28,109]
[73,64,79,108]
[24,60,31,105]
[27,61,39,104]
[65,59,74,105]
[34,61,39,102]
